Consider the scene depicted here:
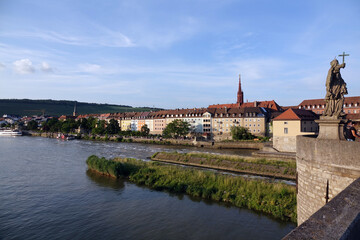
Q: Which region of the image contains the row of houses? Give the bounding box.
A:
[70,104,278,139]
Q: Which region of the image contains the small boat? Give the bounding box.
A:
[57,133,75,140]
[0,129,23,136]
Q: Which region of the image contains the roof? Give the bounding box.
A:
[241,100,282,111]
[273,108,319,121]
[298,96,360,107]
[208,103,240,108]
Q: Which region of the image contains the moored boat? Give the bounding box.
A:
[0,129,23,136]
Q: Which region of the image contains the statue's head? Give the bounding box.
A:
[330,58,338,67]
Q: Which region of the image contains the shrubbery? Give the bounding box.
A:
[86,155,297,222]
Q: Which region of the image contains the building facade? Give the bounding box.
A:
[273,108,319,152]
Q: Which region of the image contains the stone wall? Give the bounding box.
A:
[296,135,360,225]
[273,136,297,152]
[283,178,360,240]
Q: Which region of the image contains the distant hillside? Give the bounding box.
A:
[0,99,163,116]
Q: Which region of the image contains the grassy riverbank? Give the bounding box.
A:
[151,152,296,180]
[86,155,297,222]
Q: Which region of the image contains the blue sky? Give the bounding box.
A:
[0,0,359,109]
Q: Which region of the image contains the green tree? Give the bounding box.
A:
[106,119,120,134]
[230,126,254,140]
[163,119,190,138]
[141,124,150,136]
[42,118,62,132]
[27,120,38,130]
[92,120,106,135]
[61,119,77,133]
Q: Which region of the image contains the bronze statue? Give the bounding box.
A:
[323,58,348,118]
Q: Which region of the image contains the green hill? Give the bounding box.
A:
[0,99,163,116]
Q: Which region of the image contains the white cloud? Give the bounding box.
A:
[13,59,35,74]
[79,63,101,73]
[1,29,134,48]
[41,62,53,73]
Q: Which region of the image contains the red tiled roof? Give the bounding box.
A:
[298,96,360,107]
[209,100,282,111]
[208,103,240,108]
[273,108,318,121]
[241,100,282,111]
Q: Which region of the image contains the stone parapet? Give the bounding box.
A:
[283,178,360,240]
[296,135,360,225]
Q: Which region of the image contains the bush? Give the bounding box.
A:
[86,155,297,222]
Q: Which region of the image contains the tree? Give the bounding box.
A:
[163,119,190,138]
[230,126,254,140]
[42,118,61,132]
[92,120,106,135]
[141,124,150,136]
[106,119,120,134]
[27,120,38,130]
[61,119,77,133]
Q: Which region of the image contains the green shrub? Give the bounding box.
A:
[86,155,297,223]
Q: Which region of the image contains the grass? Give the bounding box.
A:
[151,152,296,179]
[86,155,297,223]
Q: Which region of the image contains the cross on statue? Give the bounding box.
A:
[338,51,349,64]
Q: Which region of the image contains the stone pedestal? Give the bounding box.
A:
[315,116,346,140]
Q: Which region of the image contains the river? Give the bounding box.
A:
[0,136,295,239]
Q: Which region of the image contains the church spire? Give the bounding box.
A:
[73,102,77,117]
[237,74,244,105]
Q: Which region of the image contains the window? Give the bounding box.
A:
[284,128,288,134]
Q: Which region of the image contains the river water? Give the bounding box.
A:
[0,137,295,240]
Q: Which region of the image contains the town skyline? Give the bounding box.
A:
[1,0,359,109]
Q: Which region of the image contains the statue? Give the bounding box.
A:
[323,58,348,118]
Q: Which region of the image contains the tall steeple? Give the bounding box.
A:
[73,102,77,117]
[237,74,244,105]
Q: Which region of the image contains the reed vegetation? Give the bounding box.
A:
[152,152,296,179]
[86,155,297,222]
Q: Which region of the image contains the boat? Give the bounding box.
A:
[0,129,23,136]
[57,133,75,140]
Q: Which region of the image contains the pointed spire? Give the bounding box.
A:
[73,102,77,117]
[237,74,244,105]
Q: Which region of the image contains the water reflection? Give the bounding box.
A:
[86,169,125,190]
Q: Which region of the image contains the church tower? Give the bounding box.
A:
[73,102,77,117]
[237,74,244,105]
